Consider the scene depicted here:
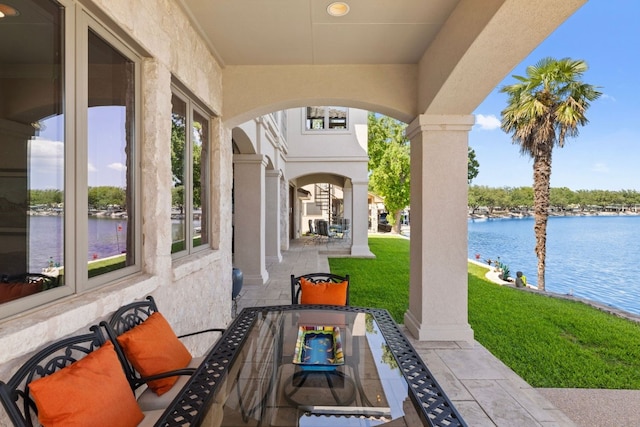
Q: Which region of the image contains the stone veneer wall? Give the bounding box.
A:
[0,0,233,406]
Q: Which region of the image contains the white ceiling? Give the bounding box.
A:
[178,0,461,67]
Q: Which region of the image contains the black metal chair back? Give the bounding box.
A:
[100,295,225,392]
[0,325,106,427]
[100,296,165,391]
[106,295,159,336]
[290,273,350,305]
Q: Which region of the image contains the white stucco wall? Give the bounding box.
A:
[286,108,369,160]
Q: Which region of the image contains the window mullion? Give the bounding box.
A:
[74,11,91,290]
[185,103,194,252]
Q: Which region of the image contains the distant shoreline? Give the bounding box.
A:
[469,210,640,220]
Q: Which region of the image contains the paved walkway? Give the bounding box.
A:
[234,237,637,426]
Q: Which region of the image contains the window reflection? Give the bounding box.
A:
[0,0,64,304]
[0,0,141,314]
[171,90,210,255]
[192,111,208,247]
[171,95,187,253]
[87,30,135,276]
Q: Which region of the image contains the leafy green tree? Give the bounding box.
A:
[501,57,601,290]
[467,186,482,215]
[30,189,63,206]
[468,147,479,183]
[192,121,203,209]
[468,185,494,214]
[171,112,186,214]
[172,185,185,214]
[621,190,640,209]
[87,186,126,209]
[550,187,577,211]
[171,113,186,189]
[510,186,534,211]
[367,113,410,233]
[380,344,399,370]
[575,189,595,211]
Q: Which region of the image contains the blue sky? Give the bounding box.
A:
[469,0,640,191]
[31,107,127,190]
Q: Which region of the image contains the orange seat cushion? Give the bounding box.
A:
[29,341,144,427]
[299,277,348,305]
[116,312,192,395]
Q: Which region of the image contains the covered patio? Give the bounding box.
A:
[0,0,594,425]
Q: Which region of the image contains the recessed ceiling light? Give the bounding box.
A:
[0,4,20,18]
[327,2,349,17]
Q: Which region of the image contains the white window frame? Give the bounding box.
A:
[77,10,142,290]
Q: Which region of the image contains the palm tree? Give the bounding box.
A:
[500,57,601,291]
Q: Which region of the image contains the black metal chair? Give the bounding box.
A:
[100,296,226,411]
[0,326,106,427]
[290,273,350,305]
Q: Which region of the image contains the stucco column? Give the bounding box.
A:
[403,114,474,342]
[280,176,290,251]
[342,180,353,240]
[350,180,374,257]
[233,154,269,285]
[265,169,282,263]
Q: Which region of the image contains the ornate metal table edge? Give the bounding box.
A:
[154,305,466,427]
[367,307,468,427]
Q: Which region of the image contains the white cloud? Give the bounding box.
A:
[600,93,616,102]
[28,138,63,172]
[108,162,126,171]
[88,163,97,172]
[27,138,64,189]
[475,114,501,130]
[591,163,610,173]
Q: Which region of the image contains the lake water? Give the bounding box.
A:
[28,216,130,269]
[468,215,640,315]
[27,216,186,270]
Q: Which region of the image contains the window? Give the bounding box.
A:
[305,106,348,131]
[86,29,138,279]
[0,0,141,318]
[171,87,211,256]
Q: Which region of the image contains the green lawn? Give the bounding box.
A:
[329,234,640,389]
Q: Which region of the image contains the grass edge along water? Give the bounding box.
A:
[468,215,640,316]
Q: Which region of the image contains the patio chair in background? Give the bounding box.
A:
[290,273,350,306]
[315,220,330,243]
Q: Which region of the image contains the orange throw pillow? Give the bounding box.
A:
[116,312,192,395]
[299,277,348,305]
[29,341,144,427]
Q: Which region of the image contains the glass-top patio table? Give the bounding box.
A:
[154,305,466,427]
